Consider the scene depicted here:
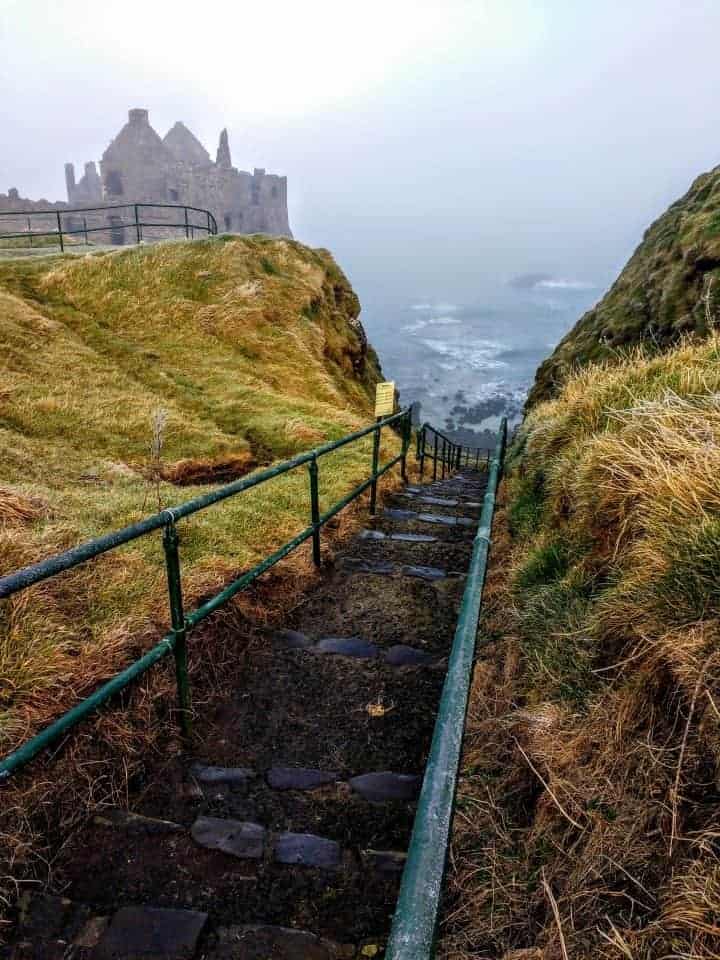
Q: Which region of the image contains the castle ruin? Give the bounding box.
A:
[1,108,291,242]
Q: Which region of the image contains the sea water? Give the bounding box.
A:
[361,285,598,447]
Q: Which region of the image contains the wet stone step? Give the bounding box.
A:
[401,494,459,507]
[416,512,475,527]
[400,564,447,581]
[390,532,438,543]
[359,529,438,543]
[273,630,439,667]
[314,636,379,659]
[266,767,339,790]
[94,906,208,960]
[382,508,418,520]
[349,772,421,802]
[274,832,341,869]
[190,763,256,795]
[205,925,355,960]
[191,816,265,859]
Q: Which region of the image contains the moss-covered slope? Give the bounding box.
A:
[528,164,720,406]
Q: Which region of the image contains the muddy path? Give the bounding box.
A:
[6,471,487,960]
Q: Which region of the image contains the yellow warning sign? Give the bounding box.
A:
[374,381,397,417]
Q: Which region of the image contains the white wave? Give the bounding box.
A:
[420,337,508,372]
[536,279,595,291]
[429,315,462,326]
[402,319,429,332]
[410,301,460,312]
[403,314,463,333]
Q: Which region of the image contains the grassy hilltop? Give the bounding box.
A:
[445,170,720,958]
[529,163,720,406]
[0,236,391,754]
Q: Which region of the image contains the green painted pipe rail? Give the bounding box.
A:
[0,407,412,781]
[417,422,492,480]
[385,416,507,960]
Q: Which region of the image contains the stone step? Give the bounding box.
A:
[341,557,449,581]
[399,493,460,507]
[191,815,406,875]
[382,507,475,528]
[359,530,438,544]
[273,630,439,666]
[94,905,208,960]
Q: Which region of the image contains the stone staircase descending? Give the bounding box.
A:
[6,471,487,960]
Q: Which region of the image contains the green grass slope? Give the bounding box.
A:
[0,236,392,752]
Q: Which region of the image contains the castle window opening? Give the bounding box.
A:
[105,170,124,197]
[271,185,278,198]
[168,188,179,202]
[224,214,232,230]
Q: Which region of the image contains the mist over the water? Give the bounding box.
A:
[4,0,720,436]
[362,284,597,446]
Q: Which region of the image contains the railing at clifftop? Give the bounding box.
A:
[0,202,218,253]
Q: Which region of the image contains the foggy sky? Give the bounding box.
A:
[2,0,720,309]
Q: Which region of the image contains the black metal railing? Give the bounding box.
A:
[417,422,491,480]
[0,203,218,252]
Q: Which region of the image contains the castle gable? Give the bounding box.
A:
[163,122,212,167]
[102,109,173,166]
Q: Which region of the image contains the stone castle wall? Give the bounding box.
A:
[1,108,291,244]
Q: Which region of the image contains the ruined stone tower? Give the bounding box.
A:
[63,108,291,237]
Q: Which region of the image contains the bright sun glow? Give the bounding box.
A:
[1,0,543,118]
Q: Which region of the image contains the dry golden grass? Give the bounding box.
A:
[0,236,406,930]
[0,235,391,748]
[442,336,720,958]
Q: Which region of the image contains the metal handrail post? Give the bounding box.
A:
[162,522,191,737]
[56,211,64,253]
[400,410,410,483]
[308,455,321,566]
[134,204,141,244]
[369,418,382,514]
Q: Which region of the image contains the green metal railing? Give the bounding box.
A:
[0,408,412,781]
[386,417,507,960]
[417,423,492,480]
[0,202,218,252]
